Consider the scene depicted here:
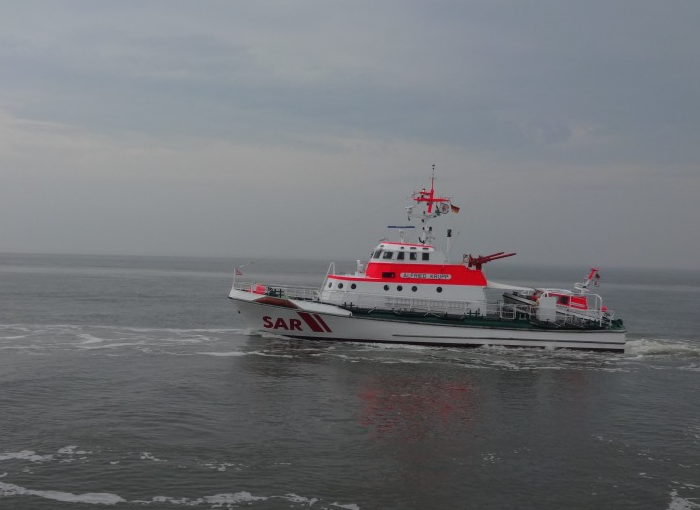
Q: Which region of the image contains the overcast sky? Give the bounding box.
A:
[1,0,699,269]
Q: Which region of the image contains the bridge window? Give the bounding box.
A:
[422,253,430,261]
[397,252,405,260]
[409,252,417,261]
[383,251,393,260]
[373,250,382,259]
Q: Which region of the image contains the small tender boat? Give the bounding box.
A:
[229,172,626,351]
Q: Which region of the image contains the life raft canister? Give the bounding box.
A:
[250,284,267,295]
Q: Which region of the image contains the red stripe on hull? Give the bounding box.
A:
[313,314,332,333]
[297,312,325,332]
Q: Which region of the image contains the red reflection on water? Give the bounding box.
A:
[357,376,478,443]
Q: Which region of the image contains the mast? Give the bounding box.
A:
[407,165,458,245]
[574,268,601,294]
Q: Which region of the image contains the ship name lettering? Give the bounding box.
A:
[400,272,451,280]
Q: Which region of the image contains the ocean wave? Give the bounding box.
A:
[0,323,249,335]
[0,324,251,356]
[201,461,243,472]
[0,481,360,509]
[626,339,700,359]
[140,452,167,463]
[0,445,92,465]
[0,481,125,505]
[0,451,54,463]
[197,351,250,357]
[668,489,700,510]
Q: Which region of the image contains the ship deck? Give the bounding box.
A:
[232,281,624,332]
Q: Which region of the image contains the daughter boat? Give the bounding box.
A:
[229,175,626,351]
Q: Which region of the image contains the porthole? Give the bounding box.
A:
[351,283,357,290]
[338,283,344,289]
[397,285,403,291]
[383,285,390,291]
[328,282,332,288]
[411,286,418,292]
[436,287,443,293]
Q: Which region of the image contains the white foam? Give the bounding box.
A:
[149,492,267,505]
[205,492,267,505]
[140,452,166,462]
[78,342,146,350]
[252,352,295,358]
[201,462,241,472]
[197,351,249,357]
[626,339,700,358]
[285,493,319,505]
[78,333,106,344]
[667,489,700,510]
[0,482,125,505]
[0,481,355,509]
[363,342,433,351]
[481,453,499,463]
[58,445,89,456]
[0,450,53,463]
[116,326,247,335]
[331,503,361,510]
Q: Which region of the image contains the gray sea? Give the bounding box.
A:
[1,253,698,510]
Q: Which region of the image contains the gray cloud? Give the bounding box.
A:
[1,0,699,268]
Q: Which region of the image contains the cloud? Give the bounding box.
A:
[0,0,699,267]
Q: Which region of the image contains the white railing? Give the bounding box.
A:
[232,281,321,302]
[233,282,611,327]
[322,290,539,320]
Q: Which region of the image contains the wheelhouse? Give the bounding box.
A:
[370,242,440,264]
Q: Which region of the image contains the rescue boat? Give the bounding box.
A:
[229,173,626,351]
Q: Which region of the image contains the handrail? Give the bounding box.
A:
[232,281,321,302]
[232,281,612,328]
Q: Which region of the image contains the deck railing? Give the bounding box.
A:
[232,281,611,327]
[233,281,321,302]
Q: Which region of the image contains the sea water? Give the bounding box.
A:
[0,253,698,510]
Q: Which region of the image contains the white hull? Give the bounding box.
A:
[230,292,626,352]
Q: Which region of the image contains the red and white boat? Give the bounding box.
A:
[229,174,626,351]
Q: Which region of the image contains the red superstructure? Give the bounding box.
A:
[320,172,509,305]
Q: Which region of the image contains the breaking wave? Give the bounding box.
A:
[626,338,700,359]
[0,481,359,509]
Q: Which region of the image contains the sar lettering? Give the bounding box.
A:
[262,316,302,331]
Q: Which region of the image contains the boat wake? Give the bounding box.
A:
[0,323,252,356]
[2,323,698,369]
[625,338,700,359]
